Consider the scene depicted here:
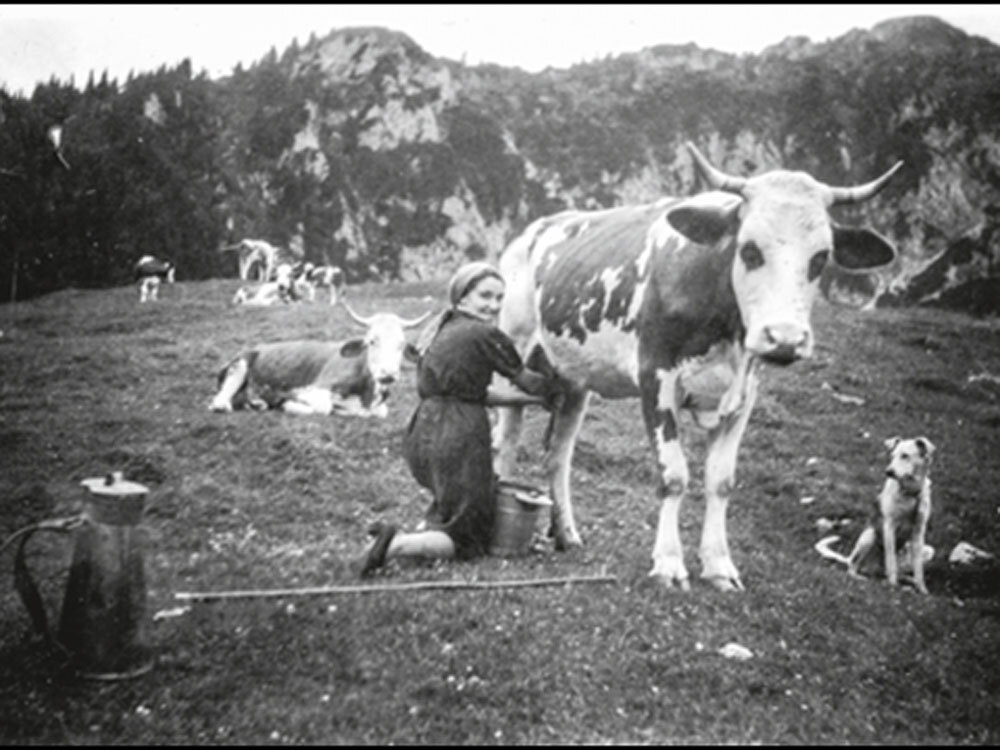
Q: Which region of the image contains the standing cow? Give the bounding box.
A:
[493,141,902,592]
[135,255,175,302]
[219,239,301,282]
[299,263,346,305]
[210,302,432,416]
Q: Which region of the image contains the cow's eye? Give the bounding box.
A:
[740,242,764,271]
[808,250,830,281]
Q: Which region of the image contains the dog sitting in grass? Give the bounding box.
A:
[815,436,935,594]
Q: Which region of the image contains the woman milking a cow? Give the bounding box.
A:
[360,261,560,576]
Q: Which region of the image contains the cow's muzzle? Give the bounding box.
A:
[757,324,811,365]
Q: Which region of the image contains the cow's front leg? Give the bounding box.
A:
[282,386,334,415]
[644,370,691,590]
[210,357,249,412]
[543,388,590,550]
[700,360,758,592]
[699,371,757,591]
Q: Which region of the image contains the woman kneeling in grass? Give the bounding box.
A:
[361,261,556,575]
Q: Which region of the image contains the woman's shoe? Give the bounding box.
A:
[360,524,397,577]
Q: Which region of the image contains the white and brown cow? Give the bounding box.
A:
[210,302,432,416]
[231,263,299,306]
[135,255,175,302]
[220,239,301,282]
[493,141,902,592]
[299,263,346,305]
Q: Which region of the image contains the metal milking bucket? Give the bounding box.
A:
[9,471,154,679]
[489,480,552,557]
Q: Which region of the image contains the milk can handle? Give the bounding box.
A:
[2,515,84,652]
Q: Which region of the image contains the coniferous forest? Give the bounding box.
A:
[2,17,1000,312]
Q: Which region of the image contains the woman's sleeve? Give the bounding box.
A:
[479,326,524,380]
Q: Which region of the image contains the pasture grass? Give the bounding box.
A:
[1,279,999,744]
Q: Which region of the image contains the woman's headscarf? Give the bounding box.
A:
[416,261,505,355]
[447,261,503,306]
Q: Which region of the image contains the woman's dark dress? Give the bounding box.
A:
[403,310,524,558]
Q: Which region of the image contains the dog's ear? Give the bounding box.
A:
[914,436,936,460]
[884,436,902,452]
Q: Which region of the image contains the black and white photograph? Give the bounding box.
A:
[2,3,999,744]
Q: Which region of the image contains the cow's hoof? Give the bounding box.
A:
[648,569,691,592]
[209,401,232,413]
[702,574,744,593]
[700,557,744,592]
[648,559,691,591]
[553,534,583,552]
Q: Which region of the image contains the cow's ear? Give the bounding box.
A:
[403,343,421,363]
[340,339,366,358]
[831,224,897,270]
[665,201,738,246]
[819,264,882,308]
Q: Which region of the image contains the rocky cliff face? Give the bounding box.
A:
[221,17,1000,313]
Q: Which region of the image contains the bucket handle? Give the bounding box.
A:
[2,515,84,653]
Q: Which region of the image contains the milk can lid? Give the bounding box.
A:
[81,471,149,496]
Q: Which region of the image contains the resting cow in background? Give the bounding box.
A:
[231,263,299,306]
[493,141,902,592]
[210,302,433,416]
[135,255,175,302]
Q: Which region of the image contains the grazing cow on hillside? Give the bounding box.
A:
[219,239,301,282]
[210,302,433,416]
[493,141,902,592]
[135,255,175,302]
[299,263,346,305]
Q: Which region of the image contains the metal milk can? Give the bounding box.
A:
[55,471,154,679]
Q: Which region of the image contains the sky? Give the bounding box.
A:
[2,4,1000,95]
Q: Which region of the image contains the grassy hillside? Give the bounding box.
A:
[1,280,999,743]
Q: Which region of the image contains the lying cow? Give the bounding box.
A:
[231,263,298,306]
[135,255,175,302]
[210,302,433,416]
[493,141,902,592]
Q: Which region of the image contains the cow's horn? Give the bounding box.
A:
[686,141,747,194]
[827,161,904,206]
[399,310,435,329]
[341,301,375,328]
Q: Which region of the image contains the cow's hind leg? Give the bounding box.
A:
[210,358,249,412]
[644,370,691,590]
[543,388,590,550]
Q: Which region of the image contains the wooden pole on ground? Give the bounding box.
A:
[175,574,617,602]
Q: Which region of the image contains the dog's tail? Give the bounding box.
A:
[814,535,851,566]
